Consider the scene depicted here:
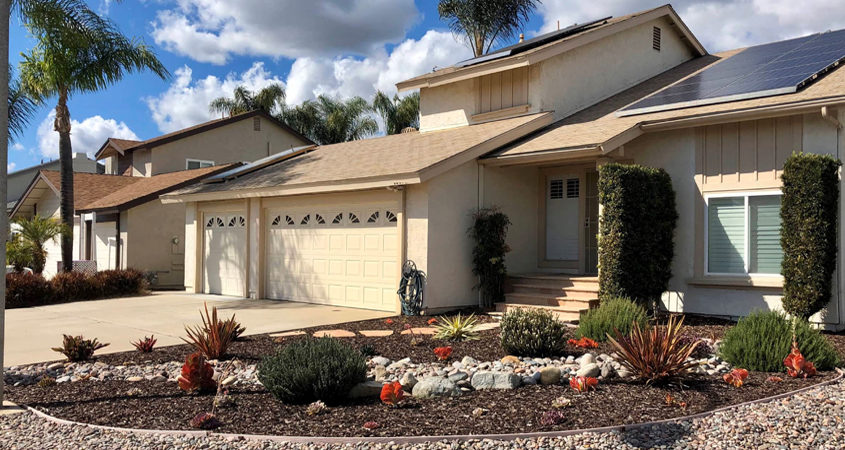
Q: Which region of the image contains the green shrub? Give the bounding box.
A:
[93,269,148,297]
[720,310,840,372]
[6,234,34,272]
[576,297,647,342]
[258,337,366,404]
[780,152,841,319]
[598,163,677,308]
[5,272,54,308]
[469,207,511,308]
[500,308,567,356]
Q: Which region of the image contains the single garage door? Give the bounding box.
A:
[203,213,247,296]
[265,203,399,311]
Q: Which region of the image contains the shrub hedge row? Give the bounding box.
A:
[597,163,677,308]
[780,152,841,319]
[5,269,149,308]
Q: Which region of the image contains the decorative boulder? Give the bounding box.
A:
[539,367,561,385]
[412,377,461,398]
[576,363,601,378]
[470,371,521,390]
[400,372,418,390]
[348,381,384,398]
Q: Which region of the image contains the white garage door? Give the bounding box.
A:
[203,213,247,297]
[265,203,399,311]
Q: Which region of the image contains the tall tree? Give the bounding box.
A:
[0,0,10,407]
[8,69,36,142]
[13,215,67,274]
[209,83,285,117]
[281,95,378,145]
[372,91,420,135]
[438,0,540,56]
[19,0,168,272]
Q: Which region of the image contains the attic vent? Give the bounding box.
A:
[652,26,661,51]
[253,117,261,131]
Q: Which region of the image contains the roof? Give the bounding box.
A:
[11,171,142,218]
[165,112,554,201]
[78,164,240,212]
[396,4,705,92]
[489,49,845,160]
[94,110,313,159]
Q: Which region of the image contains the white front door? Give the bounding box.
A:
[545,174,580,261]
[203,213,247,297]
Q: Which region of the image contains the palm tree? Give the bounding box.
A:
[8,68,37,142]
[372,91,420,135]
[6,234,34,272]
[13,215,68,274]
[281,95,378,145]
[19,0,168,272]
[438,0,540,56]
[209,83,285,117]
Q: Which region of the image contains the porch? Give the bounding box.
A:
[499,273,599,321]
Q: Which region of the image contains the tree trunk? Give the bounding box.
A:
[55,91,74,272]
[0,0,10,407]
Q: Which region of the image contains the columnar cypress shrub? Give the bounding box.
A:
[780,152,841,319]
[598,163,678,308]
[469,207,511,308]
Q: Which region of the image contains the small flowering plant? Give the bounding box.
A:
[567,337,599,349]
[784,342,817,378]
[433,346,453,361]
[569,376,598,392]
[384,318,394,325]
[379,381,406,407]
[427,318,438,325]
[723,368,749,387]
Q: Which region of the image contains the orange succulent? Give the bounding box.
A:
[379,381,405,406]
[569,376,598,392]
[783,342,817,378]
[567,337,599,349]
[723,368,749,387]
[384,319,394,325]
[427,318,438,325]
[433,346,453,361]
[767,375,784,383]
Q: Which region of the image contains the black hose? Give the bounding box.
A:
[397,260,425,315]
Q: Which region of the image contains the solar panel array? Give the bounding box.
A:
[619,29,845,116]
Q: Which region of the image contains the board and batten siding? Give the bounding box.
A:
[475,66,529,115]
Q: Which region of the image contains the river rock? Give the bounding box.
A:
[576,363,600,378]
[412,377,461,398]
[539,367,561,385]
[470,371,521,390]
[370,356,390,366]
[400,372,418,389]
[348,381,384,398]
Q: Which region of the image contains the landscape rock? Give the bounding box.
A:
[412,377,461,398]
[576,363,600,378]
[373,365,387,381]
[579,353,596,366]
[399,372,418,390]
[539,367,561,385]
[348,381,384,399]
[370,356,390,366]
[500,355,520,366]
[470,371,521,390]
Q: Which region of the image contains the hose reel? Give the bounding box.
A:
[397,260,425,315]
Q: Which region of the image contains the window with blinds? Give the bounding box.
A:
[706,193,782,275]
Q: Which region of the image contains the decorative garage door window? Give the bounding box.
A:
[205,215,244,228]
[269,209,398,228]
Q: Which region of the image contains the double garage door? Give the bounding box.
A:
[202,201,399,311]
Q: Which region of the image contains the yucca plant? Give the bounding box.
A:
[433,313,480,341]
[607,315,700,384]
[183,303,240,359]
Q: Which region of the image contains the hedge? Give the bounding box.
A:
[5,269,149,309]
[780,152,841,319]
[469,207,511,308]
[598,163,678,308]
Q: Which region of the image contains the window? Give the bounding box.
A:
[271,215,281,226]
[549,179,564,199]
[706,192,782,275]
[332,213,343,224]
[385,211,397,223]
[566,178,580,199]
[367,211,379,223]
[348,213,360,224]
[652,26,661,51]
[300,214,311,225]
[315,214,325,224]
[187,159,214,170]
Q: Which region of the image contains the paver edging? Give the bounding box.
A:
[22,369,844,445]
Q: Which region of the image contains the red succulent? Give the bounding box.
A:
[384,319,394,325]
[363,421,380,430]
[379,381,405,406]
[177,352,216,393]
[767,375,784,383]
[567,337,599,349]
[433,346,453,361]
[131,335,157,353]
[723,368,749,387]
[427,318,437,325]
[569,376,598,392]
[190,412,221,429]
[784,342,817,378]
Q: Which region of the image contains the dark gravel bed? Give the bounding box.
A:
[6,371,835,437]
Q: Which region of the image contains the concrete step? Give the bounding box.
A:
[504,292,598,308]
[510,283,598,299]
[507,275,599,291]
[495,302,583,322]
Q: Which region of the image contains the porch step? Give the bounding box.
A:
[507,275,599,291]
[497,273,600,322]
[510,283,598,300]
[495,302,583,322]
[504,292,598,309]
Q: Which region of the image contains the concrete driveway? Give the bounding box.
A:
[2,292,393,367]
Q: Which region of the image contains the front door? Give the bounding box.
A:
[545,173,580,261]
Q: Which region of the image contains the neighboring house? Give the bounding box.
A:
[164,5,845,330]
[6,153,102,213]
[11,110,313,286]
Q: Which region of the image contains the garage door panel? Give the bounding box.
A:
[265,203,398,311]
[203,213,246,297]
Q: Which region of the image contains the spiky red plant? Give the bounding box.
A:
[380,381,405,406]
[433,346,453,361]
[784,342,817,378]
[177,352,216,393]
[132,335,157,353]
[569,376,598,392]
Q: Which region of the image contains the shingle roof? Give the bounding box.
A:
[492,50,845,158]
[78,164,239,212]
[170,112,552,197]
[40,171,142,209]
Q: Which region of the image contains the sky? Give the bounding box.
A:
[7,0,845,173]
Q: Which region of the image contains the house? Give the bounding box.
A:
[10,110,313,285]
[6,152,102,213]
[163,5,845,330]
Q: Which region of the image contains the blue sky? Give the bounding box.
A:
[7,0,845,173]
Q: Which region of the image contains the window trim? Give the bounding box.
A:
[186,158,215,170]
[704,189,783,278]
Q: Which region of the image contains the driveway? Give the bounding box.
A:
[2,292,393,367]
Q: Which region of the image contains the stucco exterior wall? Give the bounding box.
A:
[125,200,187,287]
[149,118,310,175]
[481,164,540,274]
[419,79,475,132]
[131,148,152,177]
[94,220,118,271]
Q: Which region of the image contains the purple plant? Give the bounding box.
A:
[190,412,221,430]
[540,410,567,426]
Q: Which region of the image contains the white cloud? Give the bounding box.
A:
[11,142,24,151]
[151,0,420,65]
[538,0,845,52]
[36,112,139,159]
[145,62,285,133]
[7,162,16,173]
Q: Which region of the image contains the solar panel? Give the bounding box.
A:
[618,29,845,116]
[203,144,316,183]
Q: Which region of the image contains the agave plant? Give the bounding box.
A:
[183,302,241,359]
[607,314,701,384]
[433,313,480,341]
[177,352,216,393]
[51,335,109,362]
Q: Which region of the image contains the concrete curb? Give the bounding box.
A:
[23,369,844,445]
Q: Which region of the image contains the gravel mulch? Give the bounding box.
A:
[5,371,834,437]
[1,373,843,449]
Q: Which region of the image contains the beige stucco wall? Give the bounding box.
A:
[132,148,152,177]
[418,17,695,132]
[94,219,118,271]
[481,164,540,274]
[149,118,310,175]
[124,200,187,287]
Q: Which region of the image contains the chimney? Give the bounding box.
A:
[557,20,560,31]
[519,33,524,43]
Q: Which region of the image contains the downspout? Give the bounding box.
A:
[115,213,121,269]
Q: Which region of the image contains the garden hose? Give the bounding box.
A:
[397,260,425,316]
